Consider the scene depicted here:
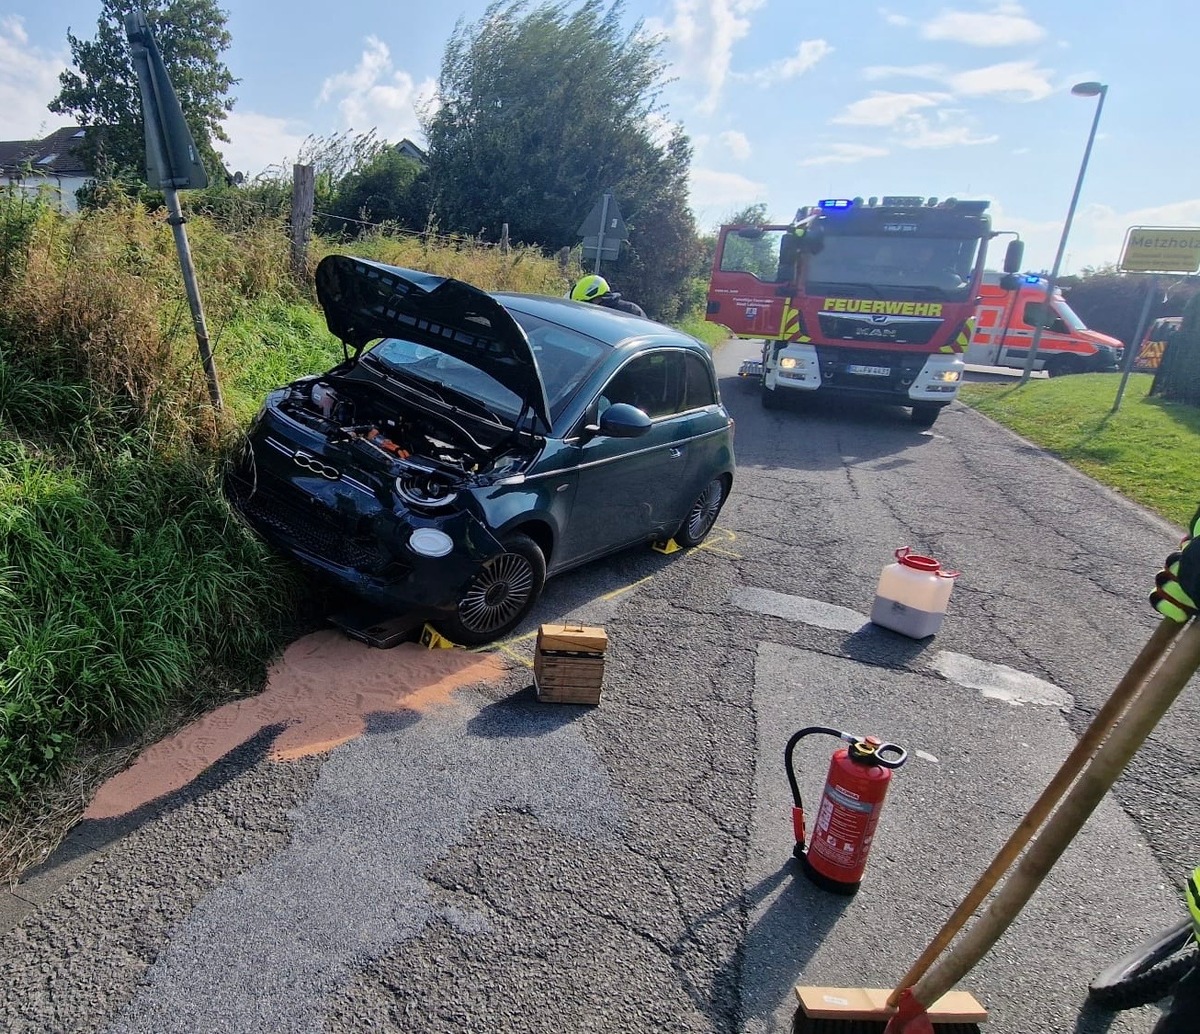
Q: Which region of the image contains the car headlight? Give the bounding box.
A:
[408,528,455,558]
[779,356,799,370]
[931,369,961,383]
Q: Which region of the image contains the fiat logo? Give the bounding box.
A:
[293,451,340,480]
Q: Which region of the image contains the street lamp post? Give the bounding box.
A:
[1020,81,1108,384]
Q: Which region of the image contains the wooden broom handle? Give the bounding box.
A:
[887,617,1182,1007]
[910,618,1200,1010]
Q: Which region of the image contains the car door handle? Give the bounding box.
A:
[670,446,684,458]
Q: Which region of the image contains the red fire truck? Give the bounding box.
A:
[706,196,1023,427]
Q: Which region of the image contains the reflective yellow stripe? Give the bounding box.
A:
[780,302,801,338]
[1187,868,1200,940]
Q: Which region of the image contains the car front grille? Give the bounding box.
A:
[229,473,391,573]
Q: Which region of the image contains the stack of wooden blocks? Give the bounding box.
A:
[534,622,608,705]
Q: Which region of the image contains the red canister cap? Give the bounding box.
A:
[895,547,940,572]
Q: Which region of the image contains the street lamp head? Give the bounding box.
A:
[1071,81,1106,97]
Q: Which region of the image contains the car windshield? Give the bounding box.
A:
[508,310,609,419]
[365,338,525,422]
[1055,299,1087,331]
[362,311,609,426]
[806,235,981,298]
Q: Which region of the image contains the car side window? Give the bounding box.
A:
[599,352,686,419]
[1023,301,1066,334]
[682,353,717,410]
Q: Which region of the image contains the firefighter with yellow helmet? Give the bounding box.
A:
[570,274,647,318]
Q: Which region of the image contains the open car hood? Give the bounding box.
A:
[315,255,551,431]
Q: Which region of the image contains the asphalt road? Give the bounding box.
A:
[2,339,1194,1034]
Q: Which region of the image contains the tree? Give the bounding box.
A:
[50,0,237,182]
[1151,290,1200,405]
[1058,269,1200,350]
[325,149,430,236]
[423,0,699,316]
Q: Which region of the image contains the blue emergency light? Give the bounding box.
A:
[818,198,854,210]
[1023,274,1042,284]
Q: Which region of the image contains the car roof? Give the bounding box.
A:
[496,293,706,351]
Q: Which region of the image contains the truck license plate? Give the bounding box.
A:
[847,364,890,377]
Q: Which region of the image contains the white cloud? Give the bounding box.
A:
[0,17,67,139]
[221,111,313,179]
[318,37,436,140]
[947,60,1055,100]
[863,63,946,82]
[879,7,912,26]
[649,0,767,114]
[924,3,1046,47]
[689,167,766,208]
[749,39,833,85]
[799,143,890,166]
[833,91,951,127]
[718,130,752,161]
[894,113,998,149]
[866,60,1055,101]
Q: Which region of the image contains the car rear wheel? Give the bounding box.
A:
[675,477,728,548]
[1046,354,1083,378]
[437,534,546,646]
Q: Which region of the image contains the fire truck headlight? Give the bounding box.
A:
[932,369,961,383]
[779,356,799,369]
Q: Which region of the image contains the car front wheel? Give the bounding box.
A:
[437,533,546,646]
[675,477,728,547]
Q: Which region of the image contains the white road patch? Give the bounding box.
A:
[734,587,1074,710]
[931,651,1075,710]
[732,587,869,633]
[104,691,622,1034]
[915,749,939,763]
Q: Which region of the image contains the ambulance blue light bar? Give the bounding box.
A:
[818,198,853,210]
[1023,274,1042,284]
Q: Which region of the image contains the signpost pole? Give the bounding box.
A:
[124,9,221,411]
[1111,274,1159,414]
[594,193,611,275]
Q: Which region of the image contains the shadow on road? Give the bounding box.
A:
[675,862,852,1031]
[17,723,288,888]
[466,685,591,738]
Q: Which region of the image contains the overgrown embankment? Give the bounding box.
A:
[0,189,576,853]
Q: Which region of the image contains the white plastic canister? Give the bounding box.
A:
[870,548,959,639]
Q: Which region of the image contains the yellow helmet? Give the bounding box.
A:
[571,274,610,303]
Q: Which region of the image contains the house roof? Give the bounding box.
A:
[395,138,427,165]
[0,126,92,178]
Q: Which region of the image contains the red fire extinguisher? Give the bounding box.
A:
[784,726,907,895]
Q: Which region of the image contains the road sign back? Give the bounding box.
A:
[577,194,628,241]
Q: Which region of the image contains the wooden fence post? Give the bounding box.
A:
[290,164,315,281]
[500,222,510,255]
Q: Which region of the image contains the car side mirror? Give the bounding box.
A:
[592,403,652,438]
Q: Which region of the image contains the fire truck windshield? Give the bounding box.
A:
[806,235,981,299]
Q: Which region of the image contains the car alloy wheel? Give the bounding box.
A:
[441,533,547,646]
[676,478,726,547]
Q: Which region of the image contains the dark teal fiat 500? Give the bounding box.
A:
[227,255,735,644]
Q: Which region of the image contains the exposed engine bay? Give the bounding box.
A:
[273,375,536,509]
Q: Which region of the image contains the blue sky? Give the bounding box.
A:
[2,1,1198,273]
